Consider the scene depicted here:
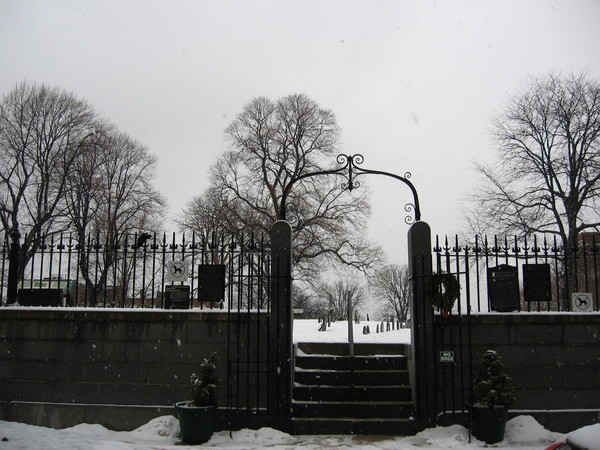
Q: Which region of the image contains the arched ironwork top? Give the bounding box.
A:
[280,154,421,224]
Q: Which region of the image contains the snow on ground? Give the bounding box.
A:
[0,320,573,448]
[293,319,411,344]
[0,415,564,449]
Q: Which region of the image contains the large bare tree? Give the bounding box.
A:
[64,124,166,302]
[0,81,96,274]
[469,72,600,250]
[182,94,381,281]
[0,81,166,304]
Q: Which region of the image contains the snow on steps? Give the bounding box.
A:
[291,342,416,435]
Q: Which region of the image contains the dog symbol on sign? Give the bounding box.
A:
[575,294,589,310]
[171,263,184,276]
[167,261,188,281]
[170,262,185,277]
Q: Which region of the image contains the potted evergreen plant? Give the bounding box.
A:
[471,350,516,444]
[174,352,219,445]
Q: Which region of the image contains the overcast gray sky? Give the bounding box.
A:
[1,0,599,264]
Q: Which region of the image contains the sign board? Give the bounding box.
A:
[19,288,63,307]
[487,264,520,312]
[164,284,190,309]
[523,263,551,303]
[198,264,226,304]
[571,293,594,312]
[439,351,455,363]
[166,260,188,282]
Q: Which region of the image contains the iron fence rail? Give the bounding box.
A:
[433,233,599,313]
[1,231,271,310]
[1,230,277,422]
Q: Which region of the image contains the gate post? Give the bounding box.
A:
[269,220,293,431]
[408,221,436,426]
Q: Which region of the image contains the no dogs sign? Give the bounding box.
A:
[439,351,455,363]
[166,260,189,282]
[571,293,594,312]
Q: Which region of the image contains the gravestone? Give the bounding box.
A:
[487,264,520,312]
[523,263,551,303]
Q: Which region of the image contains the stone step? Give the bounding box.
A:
[297,342,410,357]
[295,355,408,371]
[292,400,413,419]
[291,417,418,435]
[293,385,412,402]
[291,342,415,435]
[294,368,409,386]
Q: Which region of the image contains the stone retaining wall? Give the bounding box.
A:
[2,309,598,434]
[0,308,268,431]
[434,313,600,432]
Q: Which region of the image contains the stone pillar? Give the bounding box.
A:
[269,220,293,431]
[407,221,436,425]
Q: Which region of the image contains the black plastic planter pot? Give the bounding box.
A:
[471,405,508,444]
[174,401,217,445]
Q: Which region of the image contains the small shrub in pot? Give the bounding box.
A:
[472,350,515,444]
[174,352,219,444]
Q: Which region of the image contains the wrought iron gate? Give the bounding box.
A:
[411,231,600,427]
[1,228,292,430]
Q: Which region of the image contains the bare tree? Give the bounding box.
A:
[64,125,166,302]
[370,264,411,325]
[177,186,237,238]
[320,279,366,321]
[468,72,600,249]
[66,125,165,238]
[0,81,96,282]
[183,94,381,281]
[292,286,328,319]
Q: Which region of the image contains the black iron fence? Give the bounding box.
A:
[0,229,284,424]
[1,231,271,310]
[433,233,599,314]
[427,232,599,426]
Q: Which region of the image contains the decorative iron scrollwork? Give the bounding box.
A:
[404,203,416,225]
[280,153,421,224]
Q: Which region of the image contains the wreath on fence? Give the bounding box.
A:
[432,272,460,316]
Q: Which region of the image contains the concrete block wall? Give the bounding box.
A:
[433,313,600,432]
[0,308,268,431]
[2,309,598,434]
